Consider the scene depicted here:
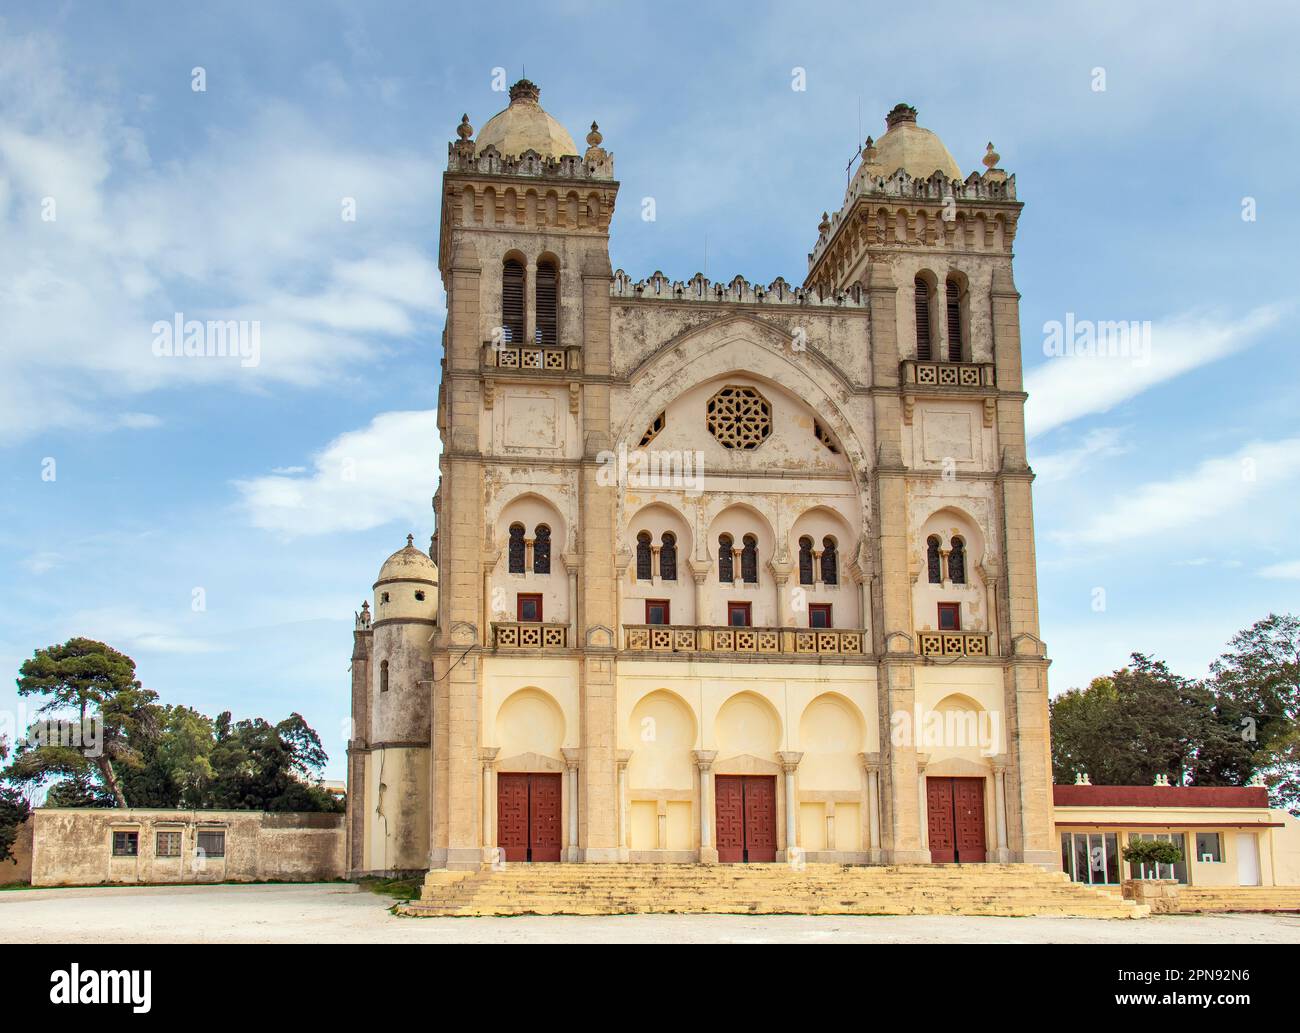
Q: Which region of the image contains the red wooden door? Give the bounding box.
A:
[742,776,777,862]
[497,773,531,863]
[497,773,562,862]
[715,775,777,862]
[953,777,987,863]
[715,775,745,863]
[529,773,562,862]
[927,777,986,863]
[927,777,956,862]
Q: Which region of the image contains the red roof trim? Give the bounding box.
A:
[1053,785,1269,808]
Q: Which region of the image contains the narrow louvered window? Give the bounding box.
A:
[636,531,652,580]
[915,277,932,360]
[718,534,734,583]
[949,536,967,585]
[502,259,525,344]
[536,259,558,346]
[659,532,677,582]
[533,525,551,574]
[741,535,758,584]
[798,537,814,586]
[508,523,526,573]
[946,278,962,361]
[820,537,838,586]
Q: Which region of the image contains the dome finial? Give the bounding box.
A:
[586,121,602,148]
[509,78,541,104]
[406,533,414,547]
[885,102,918,130]
[457,113,474,140]
[983,141,1000,170]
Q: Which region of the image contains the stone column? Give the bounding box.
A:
[991,756,1011,862]
[480,747,499,864]
[562,552,579,647]
[772,565,791,628]
[616,749,633,860]
[692,749,718,863]
[983,571,1001,657]
[777,751,804,862]
[689,559,710,627]
[562,747,580,862]
[860,751,882,863]
[917,753,931,855]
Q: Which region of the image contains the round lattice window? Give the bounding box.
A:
[706,385,772,450]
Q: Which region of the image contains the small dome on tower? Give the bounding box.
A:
[476,79,578,159]
[857,103,962,182]
[376,533,438,583]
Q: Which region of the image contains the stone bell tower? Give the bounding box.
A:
[430,80,621,867]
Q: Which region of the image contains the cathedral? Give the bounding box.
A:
[346,79,1054,874]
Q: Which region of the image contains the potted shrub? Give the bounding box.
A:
[1120,839,1184,912]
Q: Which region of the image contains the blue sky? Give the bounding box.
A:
[1,1,1297,780]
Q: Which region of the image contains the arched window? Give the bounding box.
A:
[741,534,758,584]
[535,259,558,346]
[926,535,942,584]
[914,277,932,360]
[380,660,389,693]
[636,531,652,581]
[949,536,967,585]
[502,258,525,344]
[508,523,526,573]
[798,536,814,586]
[945,278,963,362]
[718,534,734,583]
[660,532,677,582]
[533,524,551,574]
[820,536,838,585]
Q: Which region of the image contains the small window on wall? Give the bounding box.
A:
[948,537,966,585]
[517,593,543,622]
[820,537,838,585]
[156,831,182,858]
[809,604,833,629]
[727,601,752,627]
[1196,832,1223,863]
[112,830,138,857]
[535,259,558,347]
[937,603,961,631]
[945,278,963,362]
[740,535,759,584]
[502,258,525,344]
[380,660,389,693]
[197,830,225,858]
[914,277,932,360]
[645,600,670,626]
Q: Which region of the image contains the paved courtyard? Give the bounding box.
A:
[2,883,1299,943]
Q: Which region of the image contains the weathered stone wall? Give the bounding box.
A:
[30,809,345,887]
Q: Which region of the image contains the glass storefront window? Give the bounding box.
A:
[1060,832,1121,884]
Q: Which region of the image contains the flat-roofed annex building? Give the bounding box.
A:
[346,81,1052,874]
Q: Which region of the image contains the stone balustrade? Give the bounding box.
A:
[916,630,991,658]
[493,622,569,650]
[900,358,995,389]
[623,624,867,657]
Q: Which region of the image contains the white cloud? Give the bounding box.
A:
[1032,426,1131,483]
[0,31,443,443]
[1058,437,1300,545]
[235,409,439,535]
[1025,307,1281,438]
[61,608,226,655]
[1259,560,1300,580]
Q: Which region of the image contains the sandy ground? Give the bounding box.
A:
[2,882,1299,943]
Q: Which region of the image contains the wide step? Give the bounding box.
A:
[398,863,1148,919]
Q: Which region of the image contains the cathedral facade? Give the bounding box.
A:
[346,80,1055,874]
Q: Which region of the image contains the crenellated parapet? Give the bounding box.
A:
[447,142,614,181]
[611,270,868,308]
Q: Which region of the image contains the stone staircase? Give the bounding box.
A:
[1179,886,1300,913]
[399,863,1148,918]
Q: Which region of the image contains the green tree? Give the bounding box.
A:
[206,712,342,813]
[1051,654,1222,786]
[8,638,161,807]
[0,736,32,865]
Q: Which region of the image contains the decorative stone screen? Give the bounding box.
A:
[706,385,772,450]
